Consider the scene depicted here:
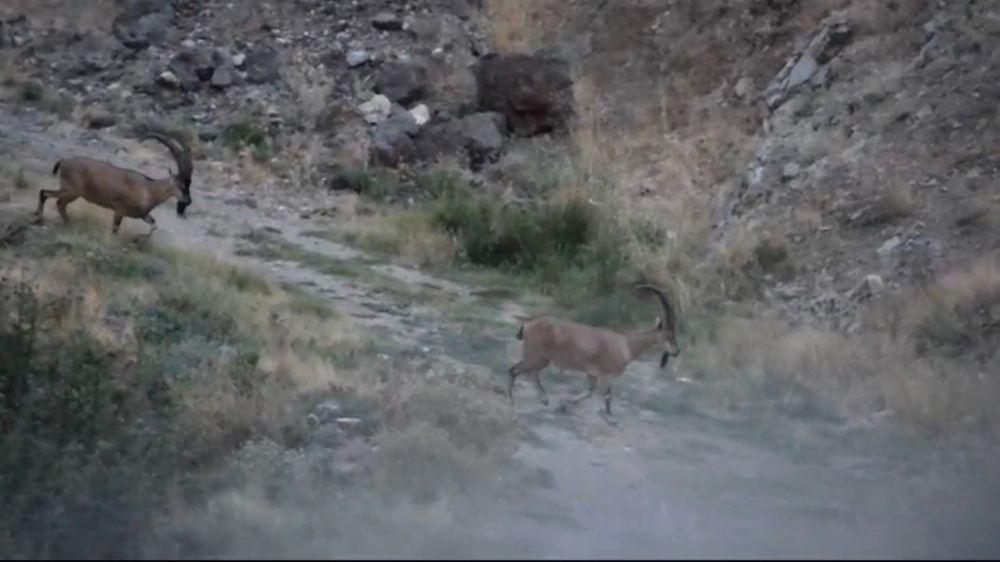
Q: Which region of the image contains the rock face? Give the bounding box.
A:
[475,53,574,137]
[762,14,853,112]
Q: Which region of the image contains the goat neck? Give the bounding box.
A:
[624,329,662,362]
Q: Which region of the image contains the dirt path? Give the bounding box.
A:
[3,108,999,559]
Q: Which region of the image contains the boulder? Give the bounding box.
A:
[475,53,573,137]
[112,0,175,50]
[370,111,420,166]
[414,112,507,168]
[167,47,216,91]
[374,60,430,105]
[244,44,281,85]
[359,94,393,125]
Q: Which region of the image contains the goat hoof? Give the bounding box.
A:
[540,398,550,406]
[555,402,571,414]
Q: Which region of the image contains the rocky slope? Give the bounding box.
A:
[3,0,998,364]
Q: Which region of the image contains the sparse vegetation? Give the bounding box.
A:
[0,219,517,558]
[223,120,271,163]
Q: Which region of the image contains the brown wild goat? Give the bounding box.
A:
[508,285,680,421]
[37,130,193,237]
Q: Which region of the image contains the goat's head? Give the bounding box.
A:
[635,284,680,367]
[143,132,193,217]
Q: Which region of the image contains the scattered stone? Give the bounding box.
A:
[87,113,116,129]
[359,94,393,125]
[781,162,801,181]
[346,49,371,67]
[852,274,885,300]
[877,236,902,256]
[408,103,431,126]
[371,11,403,31]
[112,2,174,50]
[232,52,247,68]
[156,70,181,89]
[734,76,754,99]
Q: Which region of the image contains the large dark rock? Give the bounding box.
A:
[167,48,216,91]
[369,111,420,167]
[374,60,430,105]
[414,112,507,168]
[244,44,282,85]
[475,53,573,137]
[112,0,175,50]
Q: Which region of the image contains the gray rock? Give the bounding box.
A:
[375,60,430,105]
[87,113,116,129]
[852,274,885,300]
[786,55,818,89]
[244,44,281,84]
[156,70,181,89]
[167,48,217,91]
[781,162,801,181]
[877,236,902,256]
[414,112,508,168]
[359,94,393,125]
[461,111,506,160]
[210,64,235,89]
[371,11,403,31]
[408,104,431,127]
[370,111,420,167]
[346,49,371,68]
[111,0,175,50]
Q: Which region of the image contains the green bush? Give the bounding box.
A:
[430,186,600,275]
[0,280,181,558]
[222,120,271,162]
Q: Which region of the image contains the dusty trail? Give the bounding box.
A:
[2,108,999,559]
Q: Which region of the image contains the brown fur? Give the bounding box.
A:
[508,285,679,420]
[36,132,193,237]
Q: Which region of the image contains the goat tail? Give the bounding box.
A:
[51,160,62,175]
[516,325,524,341]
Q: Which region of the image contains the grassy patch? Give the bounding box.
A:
[0,221,519,557]
[223,120,271,163]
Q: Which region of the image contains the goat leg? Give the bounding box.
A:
[56,197,76,224]
[531,372,549,406]
[141,215,157,238]
[111,213,123,234]
[557,374,597,413]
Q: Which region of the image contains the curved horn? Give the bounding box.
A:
[142,132,193,190]
[635,284,676,332]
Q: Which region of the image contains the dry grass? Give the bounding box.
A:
[899,258,1000,360]
[481,0,561,53]
[0,213,524,556]
[683,308,1000,435]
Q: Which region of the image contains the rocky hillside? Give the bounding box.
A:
[2,0,998,370]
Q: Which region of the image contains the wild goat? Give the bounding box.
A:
[508,285,680,420]
[36,130,193,237]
